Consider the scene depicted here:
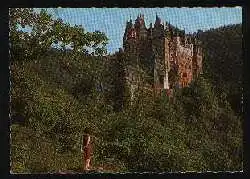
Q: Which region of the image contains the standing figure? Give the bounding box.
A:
[81,127,93,171]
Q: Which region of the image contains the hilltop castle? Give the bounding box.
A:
[115,14,203,99]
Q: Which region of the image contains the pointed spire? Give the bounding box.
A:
[155,13,161,26]
[124,19,133,40]
[127,17,132,27]
[135,14,140,24]
[156,13,160,21]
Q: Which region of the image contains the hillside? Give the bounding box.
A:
[10,9,243,173]
[197,24,242,115]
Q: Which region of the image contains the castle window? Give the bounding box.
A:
[183,72,187,78]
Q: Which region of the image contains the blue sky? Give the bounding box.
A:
[41,7,242,54]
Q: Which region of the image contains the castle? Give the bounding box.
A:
[118,14,203,98]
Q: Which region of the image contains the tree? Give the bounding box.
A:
[197,24,242,115]
[9,8,109,62]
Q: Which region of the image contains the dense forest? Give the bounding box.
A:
[10,8,243,173]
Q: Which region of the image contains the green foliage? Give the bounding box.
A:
[198,24,242,115]
[9,8,109,62]
[10,9,242,173]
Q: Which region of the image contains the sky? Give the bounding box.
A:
[41,7,242,54]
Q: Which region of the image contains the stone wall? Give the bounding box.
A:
[176,38,194,87]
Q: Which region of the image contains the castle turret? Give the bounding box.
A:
[123,18,133,45]
[153,14,164,38]
[123,23,137,55]
[134,13,147,40]
[155,14,161,27]
[135,14,146,29]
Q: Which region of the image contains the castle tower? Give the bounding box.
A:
[152,15,163,89]
[123,23,137,57]
[123,21,139,102]
[134,14,147,39]
[153,14,165,38]
[152,15,171,94]
[192,37,203,79]
[134,13,149,62]
[123,18,133,49]
[155,14,161,27]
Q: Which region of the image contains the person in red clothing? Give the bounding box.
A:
[81,127,93,171]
